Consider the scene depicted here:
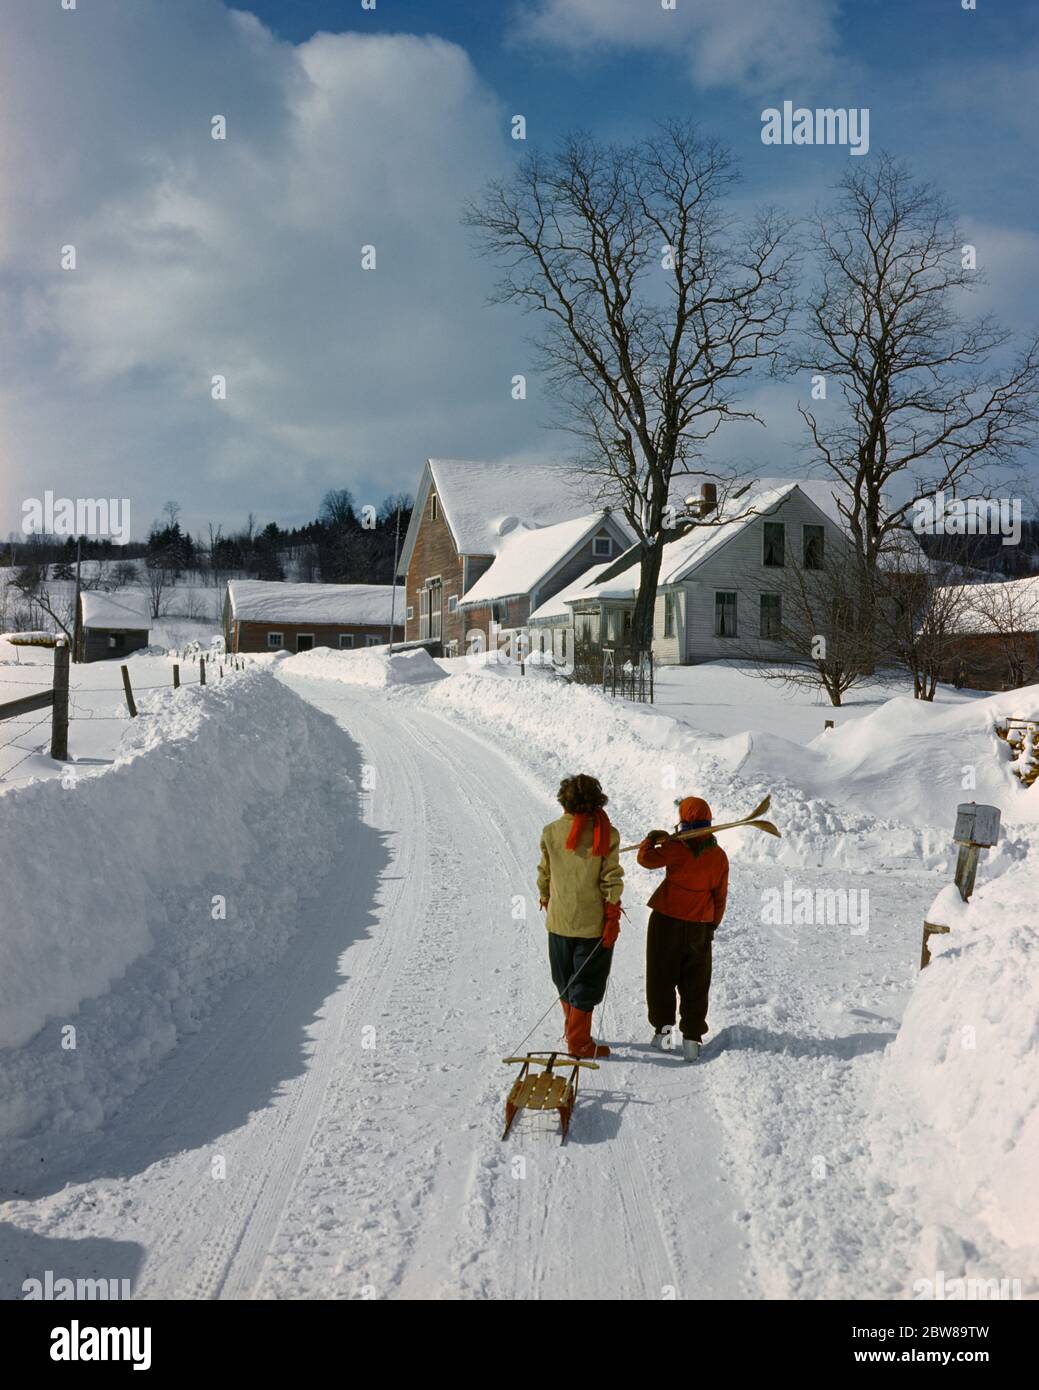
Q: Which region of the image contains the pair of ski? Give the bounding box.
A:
[501,796,780,1142]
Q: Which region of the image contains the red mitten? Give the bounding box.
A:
[603,900,622,947]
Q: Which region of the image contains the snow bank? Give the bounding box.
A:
[280,645,446,688]
[710,687,1039,836]
[416,665,954,872]
[869,857,1039,1279]
[0,667,354,1142]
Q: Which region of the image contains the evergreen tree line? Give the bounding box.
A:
[5,490,414,589]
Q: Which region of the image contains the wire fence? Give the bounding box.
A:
[1,648,250,783]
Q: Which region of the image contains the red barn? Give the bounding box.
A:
[224,580,404,654]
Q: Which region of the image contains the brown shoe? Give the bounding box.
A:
[566,1006,610,1058]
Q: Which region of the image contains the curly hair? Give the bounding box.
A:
[557,774,609,815]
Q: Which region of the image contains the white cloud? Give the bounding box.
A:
[0,1,540,536]
[511,0,841,91]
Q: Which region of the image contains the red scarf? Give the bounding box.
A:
[565,809,611,857]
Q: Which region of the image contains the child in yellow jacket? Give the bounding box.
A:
[537,774,623,1058]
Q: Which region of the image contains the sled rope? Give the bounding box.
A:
[508,905,632,1059]
[507,938,606,1058]
[618,794,780,853]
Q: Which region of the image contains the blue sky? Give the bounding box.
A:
[1,0,1037,539]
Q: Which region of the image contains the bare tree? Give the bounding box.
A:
[146,560,171,620]
[466,121,796,663]
[319,489,357,530]
[965,578,1039,688]
[794,155,1039,622]
[737,547,874,706]
[879,551,973,700]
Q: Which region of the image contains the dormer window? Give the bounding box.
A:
[430,492,439,522]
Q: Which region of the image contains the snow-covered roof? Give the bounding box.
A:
[528,561,638,622]
[227,581,404,626]
[657,483,803,584]
[397,458,600,578]
[428,458,593,556]
[79,591,151,629]
[459,511,626,605]
[936,575,1039,636]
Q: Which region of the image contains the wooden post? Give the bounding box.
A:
[120,664,137,718]
[50,639,70,760]
[824,719,834,730]
[920,802,1001,969]
[173,664,180,689]
[200,655,206,686]
[219,664,224,679]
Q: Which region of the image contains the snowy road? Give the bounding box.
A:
[2,671,940,1299]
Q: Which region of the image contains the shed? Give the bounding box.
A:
[78,592,152,662]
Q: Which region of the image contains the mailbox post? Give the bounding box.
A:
[920,802,1001,969]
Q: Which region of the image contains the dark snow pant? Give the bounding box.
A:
[548,932,613,1012]
[646,911,714,1040]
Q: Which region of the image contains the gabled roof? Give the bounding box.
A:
[528,561,638,622]
[458,510,630,606]
[397,457,598,575]
[79,591,151,629]
[227,580,404,626]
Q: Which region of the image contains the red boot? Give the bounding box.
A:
[566,1007,610,1059]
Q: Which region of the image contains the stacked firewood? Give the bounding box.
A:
[995,718,1039,787]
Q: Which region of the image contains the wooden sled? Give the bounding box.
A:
[501,1051,600,1143]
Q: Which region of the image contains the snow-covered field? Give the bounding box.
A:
[0,647,1035,1300]
[0,627,227,789]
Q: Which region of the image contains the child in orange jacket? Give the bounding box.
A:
[637,796,728,1061]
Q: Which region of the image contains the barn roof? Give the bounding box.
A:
[226,580,404,626]
[935,575,1039,636]
[79,591,151,629]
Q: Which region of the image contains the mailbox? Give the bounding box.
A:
[953,802,1001,849]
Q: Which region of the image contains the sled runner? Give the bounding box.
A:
[500,1051,600,1142]
[618,794,780,853]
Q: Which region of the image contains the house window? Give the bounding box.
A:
[406,605,414,621]
[338,634,354,649]
[803,524,825,571]
[430,492,439,522]
[107,633,126,651]
[448,594,458,613]
[593,536,613,558]
[763,522,785,567]
[365,635,381,647]
[760,593,782,640]
[715,592,737,638]
[663,592,675,638]
[428,578,443,640]
[267,632,284,650]
[492,600,509,625]
[419,587,430,639]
